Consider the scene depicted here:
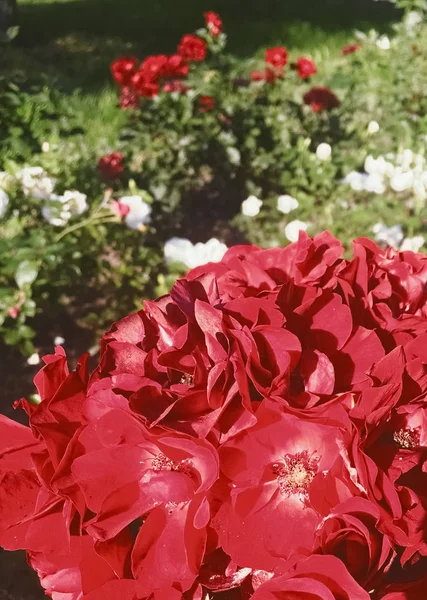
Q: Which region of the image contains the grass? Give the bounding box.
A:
[2,0,400,161]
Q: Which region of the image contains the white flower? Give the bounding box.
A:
[19,166,56,200]
[315,143,332,161]
[390,169,414,192]
[365,173,386,194]
[62,190,88,216]
[119,195,152,230]
[42,142,50,153]
[342,171,368,192]
[277,194,299,214]
[54,336,65,345]
[284,219,309,243]
[241,195,262,217]
[164,237,227,269]
[0,171,14,190]
[364,155,393,177]
[376,35,391,50]
[42,204,72,227]
[0,189,9,218]
[41,190,88,227]
[367,121,380,134]
[404,11,423,34]
[400,235,425,253]
[27,353,41,366]
[372,223,404,249]
[226,147,241,166]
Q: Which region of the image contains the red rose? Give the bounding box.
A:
[199,95,215,112]
[178,34,207,61]
[304,86,340,112]
[139,54,169,82]
[97,151,124,180]
[204,11,222,36]
[119,86,139,109]
[265,46,288,68]
[251,70,265,82]
[251,555,370,599]
[130,71,159,98]
[342,43,362,56]
[296,57,317,79]
[314,497,395,587]
[166,54,189,77]
[163,80,189,94]
[213,401,353,570]
[110,56,138,86]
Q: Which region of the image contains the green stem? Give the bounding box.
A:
[54,214,118,243]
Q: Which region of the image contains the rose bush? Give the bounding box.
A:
[2,2,427,358]
[1,232,427,599]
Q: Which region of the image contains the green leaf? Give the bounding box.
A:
[15,260,39,289]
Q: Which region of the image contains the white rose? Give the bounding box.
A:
[400,235,425,253]
[119,195,152,230]
[42,142,50,153]
[277,194,299,214]
[54,336,66,345]
[241,195,262,217]
[376,35,390,50]
[284,219,309,243]
[20,166,56,200]
[315,143,332,161]
[42,204,72,227]
[342,171,368,192]
[372,223,404,249]
[62,190,88,216]
[367,121,380,134]
[164,237,227,269]
[0,189,9,218]
[365,173,386,194]
[390,169,414,192]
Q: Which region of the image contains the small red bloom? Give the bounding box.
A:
[130,71,159,99]
[204,11,222,36]
[295,57,317,79]
[303,86,340,112]
[97,152,124,180]
[110,57,139,86]
[7,306,19,319]
[251,70,265,82]
[178,34,207,62]
[139,55,169,82]
[265,46,288,68]
[342,43,362,56]
[166,54,189,77]
[163,80,189,94]
[199,95,215,112]
[119,86,139,109]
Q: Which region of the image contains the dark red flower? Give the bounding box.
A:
[265,46,288,68]
[204,11,222,36]
[130,71,159,98]
[139,55,169,82]
[166,54,190,77]
[178,34,207,62]
[342,43,362,56]
[110,56,139,86]
[199,95,215,112]
[97,152,124,180]
[251,555,370,599]
[296,57,317,79]
[304,86,340,112]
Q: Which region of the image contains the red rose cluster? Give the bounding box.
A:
[111,12,221,108]
[251,48,317,83]
[2,232,427,599]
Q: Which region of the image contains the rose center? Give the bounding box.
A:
[272,450,319,496]
[180,373,194,385]
[393,428,420,450]
[151,453,181,472]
